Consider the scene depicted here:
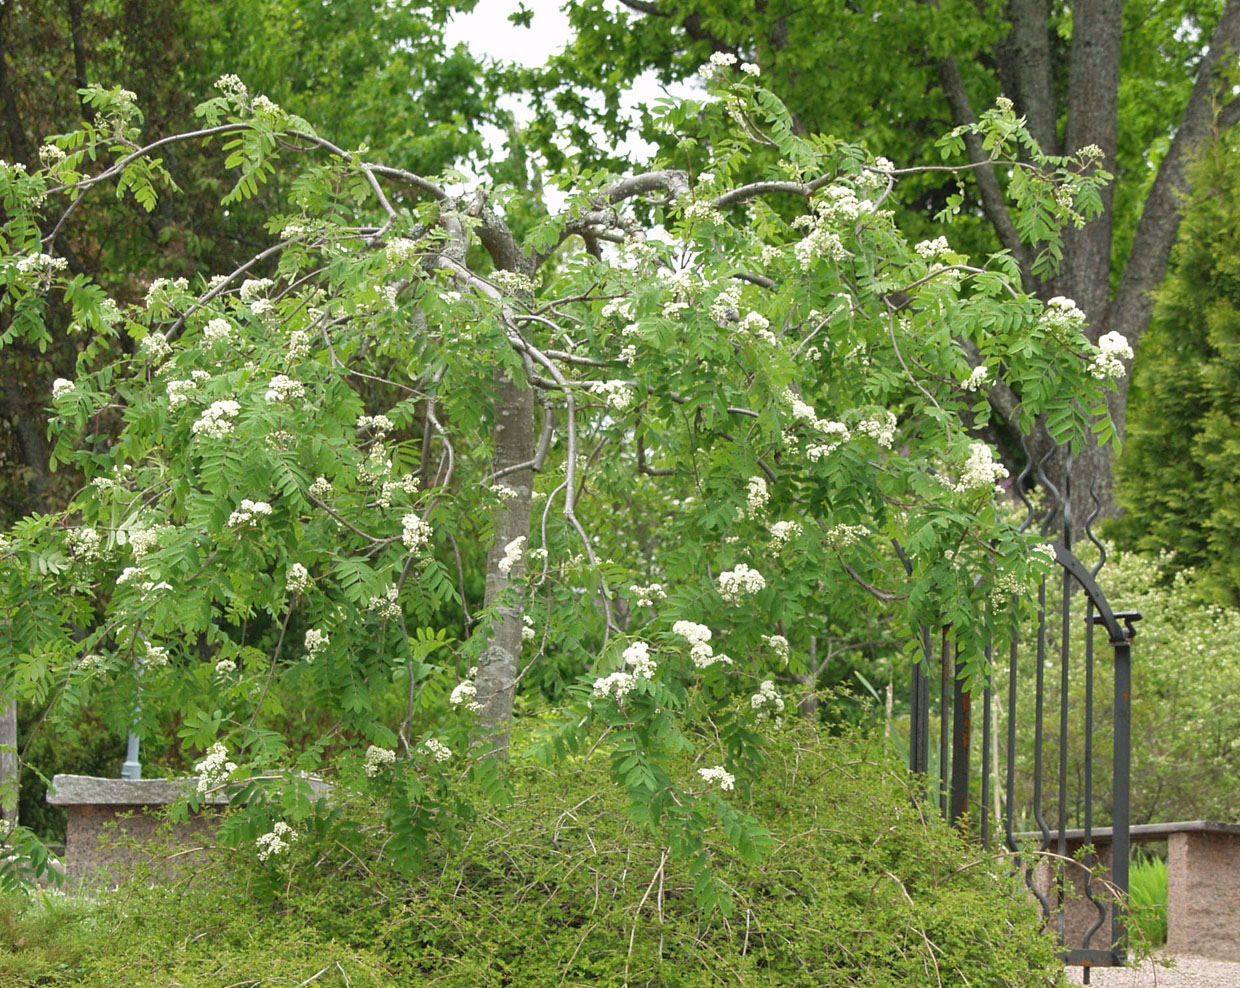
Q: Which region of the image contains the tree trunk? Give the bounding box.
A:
[0,702,17,827]
[474,370,535,756]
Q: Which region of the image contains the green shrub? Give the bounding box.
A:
[1,722,1066,987]
[1128,853,1168,947]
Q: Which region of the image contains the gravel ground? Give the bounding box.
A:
[1065,956,1240,987]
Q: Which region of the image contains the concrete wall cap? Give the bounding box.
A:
[46,774,331,807]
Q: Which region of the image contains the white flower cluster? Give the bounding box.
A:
[769,520,802,548]
[522,614,536,641]
[192,400,241,439]
[450,680,482,712]
[117,566,145,585]
[489,483,519,502]
[855,411,897,448]
[39,144,66,167]
[497,536,525,576]
[623,640,658,680]
[214,658,237,675]
[807,422,851,461]
[740,61,760,76]
[744,476,769,517]
[915,237,950,258]
[78,653,107,672]
[202,318,232,344]
[401,514,433,554]
[1041,296,1087,332]
[601,296,634,321]
[630,583,667,607]
[593,669,636,701]
[215,74,248,100]
[491,270,536,296]
[709,285,741,325]
[385,238,419,265]
[367,586,401,620]
[194,742,237,795]
[15,253,68,275]
[67,527,102,560]
[379,474,419,508]
[827,523,870,548]
[139,333,172,362]
[673,620,731,668]
[423,738,452,763]
[762,634,790,661]
[963,366,990,392]
[287,563,310,594]
[683,198,725,225]
[740,311,778,346]
[309,476,332,499]
[51,378,74,399]
[145,277,189,307]
[813,184,876,225]
[953,443,1010,493]
[1032,542,1058,562]
[709,51,737,67]
[304,628,329,662]
[794,227,848,271]
[228,499,273,527]
[751,679,786,722]
[718,563,766,603]
[591,379,635,411]
[165,370,211,408]
[239,278,273,301]
[357,414,394,437]
[697,766,735,790]
[1090,331,1133,380]
[256,821,297,861]
[364,745,396,777]
[264,375,305,404]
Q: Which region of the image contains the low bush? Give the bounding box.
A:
[1128,853,1169,947]
[0,723,1066,987]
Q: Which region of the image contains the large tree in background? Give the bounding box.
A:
[1113,135,1240,604]
[529,0,1240,521]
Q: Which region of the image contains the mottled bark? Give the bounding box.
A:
[474,370,535,755]
[0,702,16,826]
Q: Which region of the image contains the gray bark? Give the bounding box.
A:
[0,702,17,826]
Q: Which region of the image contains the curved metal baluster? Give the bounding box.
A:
[1081,481,1109,948]
[1057,455,1074,941]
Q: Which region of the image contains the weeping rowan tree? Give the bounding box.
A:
[0,68,1120,897]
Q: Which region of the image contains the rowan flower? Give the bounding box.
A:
[166,379,199,408]
[214,659,237,675]
[215,74,248,100]
[744,476,769,517]
[385,238,419,265]
[697,766,735,790]
[364,745,396,777]
[709,52,738,67]
[762,634,790,661]
[423,738,452,762]
[855,411,896,448]
[357,414,394,437]
[963,366,990,391]
[51,378,74,399]
[144,643,170,667]
[202,318,233,344]
[826,523,870,547]
[309,476,332,499]
[740,62,760,76]
[497,536,526,576]
[450,680,482,712]
[593,670,636,700]
[1090,331,1133,380]
[769,521,802,548]
[227,499,273,527]
[367,586,401,619]
[304,628,329,662]
[67,527,102,559]
[915,237,950,258]
[489,484,519,502]
[591,380,635,411]
[239,278,273,301]
[623,640,657,680]
[256,822,296,861]
[402,514,433,554]
[192,400,241,439]
[751,679,786,722]
[287,563,310,594]
[630,583,666,607]
[718,563,766,603]
[264,375,305,403]
[194,742,237,795]
[953,442,1009,493]
[139,333,172,362]
[522,614,537,641]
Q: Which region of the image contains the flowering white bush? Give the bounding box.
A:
[0,72,1120,902]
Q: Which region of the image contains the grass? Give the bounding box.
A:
[1128,852,1168,947]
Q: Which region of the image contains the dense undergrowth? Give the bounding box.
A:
[0,724,1065,987]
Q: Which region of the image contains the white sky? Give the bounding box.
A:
[443,0,698,166]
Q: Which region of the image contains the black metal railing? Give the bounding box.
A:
[908,441,1139,977]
